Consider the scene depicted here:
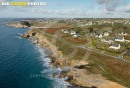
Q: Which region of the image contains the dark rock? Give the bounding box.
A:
[74,64,94,69]
[68,85,97,88]
[74,65,87,69]
[32,32,36,36]
[91,86,97,88]
[67,76,73,81]
[21,34,30,38]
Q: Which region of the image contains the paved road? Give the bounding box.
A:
[86,47,130,64]
[38,30,130,64]
[118,55,130,64]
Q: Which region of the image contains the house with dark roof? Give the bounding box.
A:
[119,32,128,36]
[115,36,125,42]
[62,29,70,34]
[70,30,76,35]
[109,43,121,50]
[73,33,81,37]
[101,39,113,44]
[103,32,109,37]
[95,33,103,38]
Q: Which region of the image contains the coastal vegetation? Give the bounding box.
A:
[9,18,130,88]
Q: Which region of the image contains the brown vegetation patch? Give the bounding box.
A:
[89,52,130,87]
[65,37,88,45]
[42,27,69,34]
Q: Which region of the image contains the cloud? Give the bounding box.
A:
[32,8,88,16]
[14,8,28,12]
[96,0,113,4]
[95,0,130,18]
[96,0,126,11]
[124,5,130,13]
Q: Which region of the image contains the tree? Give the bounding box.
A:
[123,26,128,32]
[20,21,30,28]
[88,27,93,33]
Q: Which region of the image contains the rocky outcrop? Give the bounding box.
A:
[7,23,29,28]
[23,29,127,88]
[66,69,125,88]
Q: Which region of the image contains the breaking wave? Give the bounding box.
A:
[35,45,71,88]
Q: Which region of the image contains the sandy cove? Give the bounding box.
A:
[22,29,126,88]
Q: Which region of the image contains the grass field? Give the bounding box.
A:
[33,29,130,87]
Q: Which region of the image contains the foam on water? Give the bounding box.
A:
[14,33,23,39]
[53,77,71,88]
[36,45,71,88]
[0,19,58,88]
[16,36,22,39]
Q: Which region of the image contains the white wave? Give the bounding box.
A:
[53,77,71,88]
[17,33,23,36]
[16,36,22,39]
[35,45,71,88]
[16,33,24,39]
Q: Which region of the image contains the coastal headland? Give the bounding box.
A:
[22,29,127,88]
[8,18,130,88]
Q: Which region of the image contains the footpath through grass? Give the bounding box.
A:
[33,29,130,87]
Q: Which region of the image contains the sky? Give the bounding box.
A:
[0,0,130,18]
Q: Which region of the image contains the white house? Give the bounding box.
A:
[73,33,81,38]
[96,34,103,38]
[115,36,125,42]
[86,22,93,26]
[101,39,113,44]
[62,29,70,34]
[109,43,121,50]
[61,29,64,32]
[119,32,128,36]
[70,30,76,35]
[103,32,109,37]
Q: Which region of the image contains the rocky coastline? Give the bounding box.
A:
[22,29,126,88]
[6,23,29,28]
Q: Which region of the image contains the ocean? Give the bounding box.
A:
[0,19,68,88]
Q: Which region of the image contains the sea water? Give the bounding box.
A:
[0,19,69,88]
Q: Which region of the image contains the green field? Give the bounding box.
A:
[32,29,130,87]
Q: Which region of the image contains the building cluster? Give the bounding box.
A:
[80,19,130,26]
[61,29,81,38]
[91,31,129,50]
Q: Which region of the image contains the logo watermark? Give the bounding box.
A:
[0,2,46,6]
[30,74,44,78]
